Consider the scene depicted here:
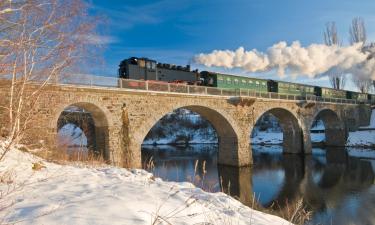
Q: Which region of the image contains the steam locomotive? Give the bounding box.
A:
[118,57,375,102]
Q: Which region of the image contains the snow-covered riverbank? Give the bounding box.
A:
[251,129,375,147]
[0,147,291,225]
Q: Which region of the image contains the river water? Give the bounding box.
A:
[141,144,375,225]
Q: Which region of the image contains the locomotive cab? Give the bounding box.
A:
[118,57,157,80]
[200,71,217,87]
[267,80,278,93]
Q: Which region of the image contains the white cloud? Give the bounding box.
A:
[195,41,375,80]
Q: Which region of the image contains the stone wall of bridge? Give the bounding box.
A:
[0,82,371,168]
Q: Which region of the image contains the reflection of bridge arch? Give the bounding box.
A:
[302,149,375,215]
[219,148,375,215]
[254,154,305,208]
[252,107,304,153]
[310,109,347,146]
[139,105,247,166]
[54,102,110,160]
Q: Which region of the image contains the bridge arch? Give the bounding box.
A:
[138,104,247,166]
[53,102,111,160]
[310,108,347,146]
[251,107,304,154]
[57,111,95,150]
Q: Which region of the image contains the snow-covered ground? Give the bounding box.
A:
[251,132,283,145]
[0,146,291,225]
[143,136,216,145]
[346,130,375,146]
[347,109,375,147]
[251,132,325,145]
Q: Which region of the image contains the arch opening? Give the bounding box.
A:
[251,108,303,154]
[56,103,110,161]
[310,109,347,147]
[141,105,242,168]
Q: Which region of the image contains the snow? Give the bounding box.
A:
[310,120,325,131]
[347,109,375,147]
[0,146,291,225]
[361,109,375,129]
[346,130,375,146]
[143,136,216,145]
[251,132,326,145]
[251,132,283,145]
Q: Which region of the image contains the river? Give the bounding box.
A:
[141,144,375,225]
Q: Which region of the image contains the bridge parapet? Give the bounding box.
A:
[57,74,370,105]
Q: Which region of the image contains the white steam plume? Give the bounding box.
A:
[194,41,375,79]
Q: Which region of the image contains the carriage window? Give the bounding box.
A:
[146,61,151,69]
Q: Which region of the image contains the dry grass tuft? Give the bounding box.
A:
[32,162,46,171]
[32,145,108,168]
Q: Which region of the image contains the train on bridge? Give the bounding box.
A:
[118,57,375,102]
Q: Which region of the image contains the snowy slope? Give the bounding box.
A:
[0,147,291,225]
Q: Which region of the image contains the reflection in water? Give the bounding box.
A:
[142,144,220,191]
[141,144,375,225]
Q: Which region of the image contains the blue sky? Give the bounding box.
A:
[89,0,375,89]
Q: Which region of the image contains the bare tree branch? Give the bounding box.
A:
[349,17,367,46]
[348,17,372,93]
[323,22,346,90]
[0,0,101,160]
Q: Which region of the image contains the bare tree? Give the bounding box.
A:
[352,76,372,93]
[349,17,372,93]
[0,0,99,160]
[323,22,346,89]
[349,17,367,45]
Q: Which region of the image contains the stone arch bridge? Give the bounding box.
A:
[0,81,372,168]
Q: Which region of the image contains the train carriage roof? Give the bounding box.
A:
[201,71,269,82]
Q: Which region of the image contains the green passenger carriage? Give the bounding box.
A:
[200,71,268,93]
[320,87,347,99]
[273,81,316,96]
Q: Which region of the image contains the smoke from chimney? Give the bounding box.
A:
[194,41,375,79]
